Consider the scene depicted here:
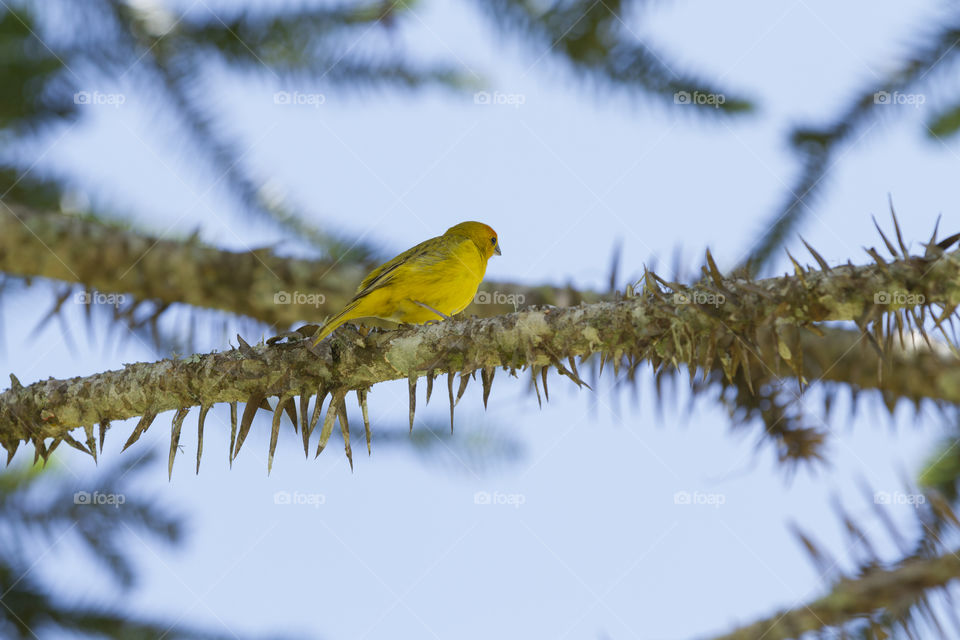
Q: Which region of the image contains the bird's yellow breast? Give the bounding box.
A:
[350,238,488,324]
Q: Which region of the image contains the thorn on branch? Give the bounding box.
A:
[168,407,189,480]
[234,392,265,460]
[196,403,211,474]
[122,408,157,453]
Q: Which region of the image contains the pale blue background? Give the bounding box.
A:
[5,0,958,638]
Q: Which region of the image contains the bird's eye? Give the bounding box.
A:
[490,238,497,245]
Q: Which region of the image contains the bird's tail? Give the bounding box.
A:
[312,302,361,345]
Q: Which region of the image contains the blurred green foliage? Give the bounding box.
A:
[0,452,236,639]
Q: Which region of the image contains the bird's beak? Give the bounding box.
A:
[494,244,502,256]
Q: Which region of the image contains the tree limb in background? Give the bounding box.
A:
[477,0,753,113]
[0,204,598,328]
[742,15,960,274]
[100,0,468,258]
[0,451,241,639]
[708,550,960,640]
[2,0,469,262]
[709,482,960,640]
[0,7,76,134]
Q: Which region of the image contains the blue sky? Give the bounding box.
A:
[6,0,960,637]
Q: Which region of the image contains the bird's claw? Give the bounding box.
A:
[267,325,320,345]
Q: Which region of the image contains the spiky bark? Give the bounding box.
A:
[2,244,960,459]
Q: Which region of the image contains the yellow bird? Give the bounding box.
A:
[313,221,501,344]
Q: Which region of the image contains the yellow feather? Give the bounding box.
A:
[313,222,500,344]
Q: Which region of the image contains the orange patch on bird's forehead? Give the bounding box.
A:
[446,221,497,238]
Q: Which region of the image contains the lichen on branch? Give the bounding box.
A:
[2,239,960,470]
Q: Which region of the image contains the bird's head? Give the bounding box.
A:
[445,221,501,260]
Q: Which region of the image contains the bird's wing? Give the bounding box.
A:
[351,235,466,301]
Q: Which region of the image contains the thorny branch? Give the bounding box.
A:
[708,549,960,640]
[2,239,960,470]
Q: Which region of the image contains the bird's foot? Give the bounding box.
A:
[266,324,320,345]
